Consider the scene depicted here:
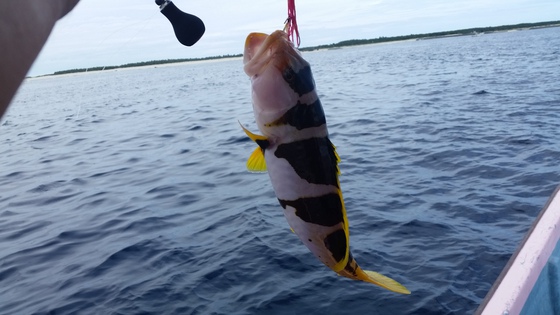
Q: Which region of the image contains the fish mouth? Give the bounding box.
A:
[243,30,303,77]
[243,32,269,64]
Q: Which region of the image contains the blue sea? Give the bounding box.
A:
[1,27,559,314]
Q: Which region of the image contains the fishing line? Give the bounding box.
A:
[284,0,301,47]
[72,0,205,119]
[72,8,161,120]
[77,8,161,74]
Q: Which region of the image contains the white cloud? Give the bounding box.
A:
[28,0,560,76]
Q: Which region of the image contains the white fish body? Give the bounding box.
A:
[241,30,409,294]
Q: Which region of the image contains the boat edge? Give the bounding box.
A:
[474,184,560,315]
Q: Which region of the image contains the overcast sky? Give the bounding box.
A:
[29,0,560,76]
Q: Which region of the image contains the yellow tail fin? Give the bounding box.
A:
[361,270,411,294]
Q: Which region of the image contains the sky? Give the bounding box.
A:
[29,0,560,76]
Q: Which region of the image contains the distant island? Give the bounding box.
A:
[51,20,559,76]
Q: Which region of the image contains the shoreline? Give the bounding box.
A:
[34,20,560,78]
[27,56,244,80]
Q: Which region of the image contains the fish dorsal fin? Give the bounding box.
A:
[362,270,411,294]
[247,147,267,172]
[330,140,341,175]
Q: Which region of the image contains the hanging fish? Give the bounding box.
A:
[240,30,410,294]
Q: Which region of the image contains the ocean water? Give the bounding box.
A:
[1,27,559,314]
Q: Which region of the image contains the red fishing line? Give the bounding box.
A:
[286,0,300,47]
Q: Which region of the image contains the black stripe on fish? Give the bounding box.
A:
[343,252,358,276]
[283,65,315,96]
[278,193,344,227]
[324,229,347,263]
[265,99,326,130]
[274,137,338,187]
[256,139,270,150]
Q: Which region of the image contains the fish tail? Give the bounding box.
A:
[355,268,411,294]
[338,255,410,294]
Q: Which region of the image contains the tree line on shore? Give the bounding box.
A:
[51,20,559,76]
[52,54,243,75]
[300,20,559,51]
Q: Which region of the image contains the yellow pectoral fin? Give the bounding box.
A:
[362,270,411,294]
[247,147,267,172]
[239,121,269,172]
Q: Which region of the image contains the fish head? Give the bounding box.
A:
[244,30,306,74]
[243,30,314,133]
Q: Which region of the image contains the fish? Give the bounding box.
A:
[240,30,410,294]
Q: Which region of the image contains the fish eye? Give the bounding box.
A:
[283,68,296,83]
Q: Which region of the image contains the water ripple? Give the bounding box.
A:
[1,27,559,315]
